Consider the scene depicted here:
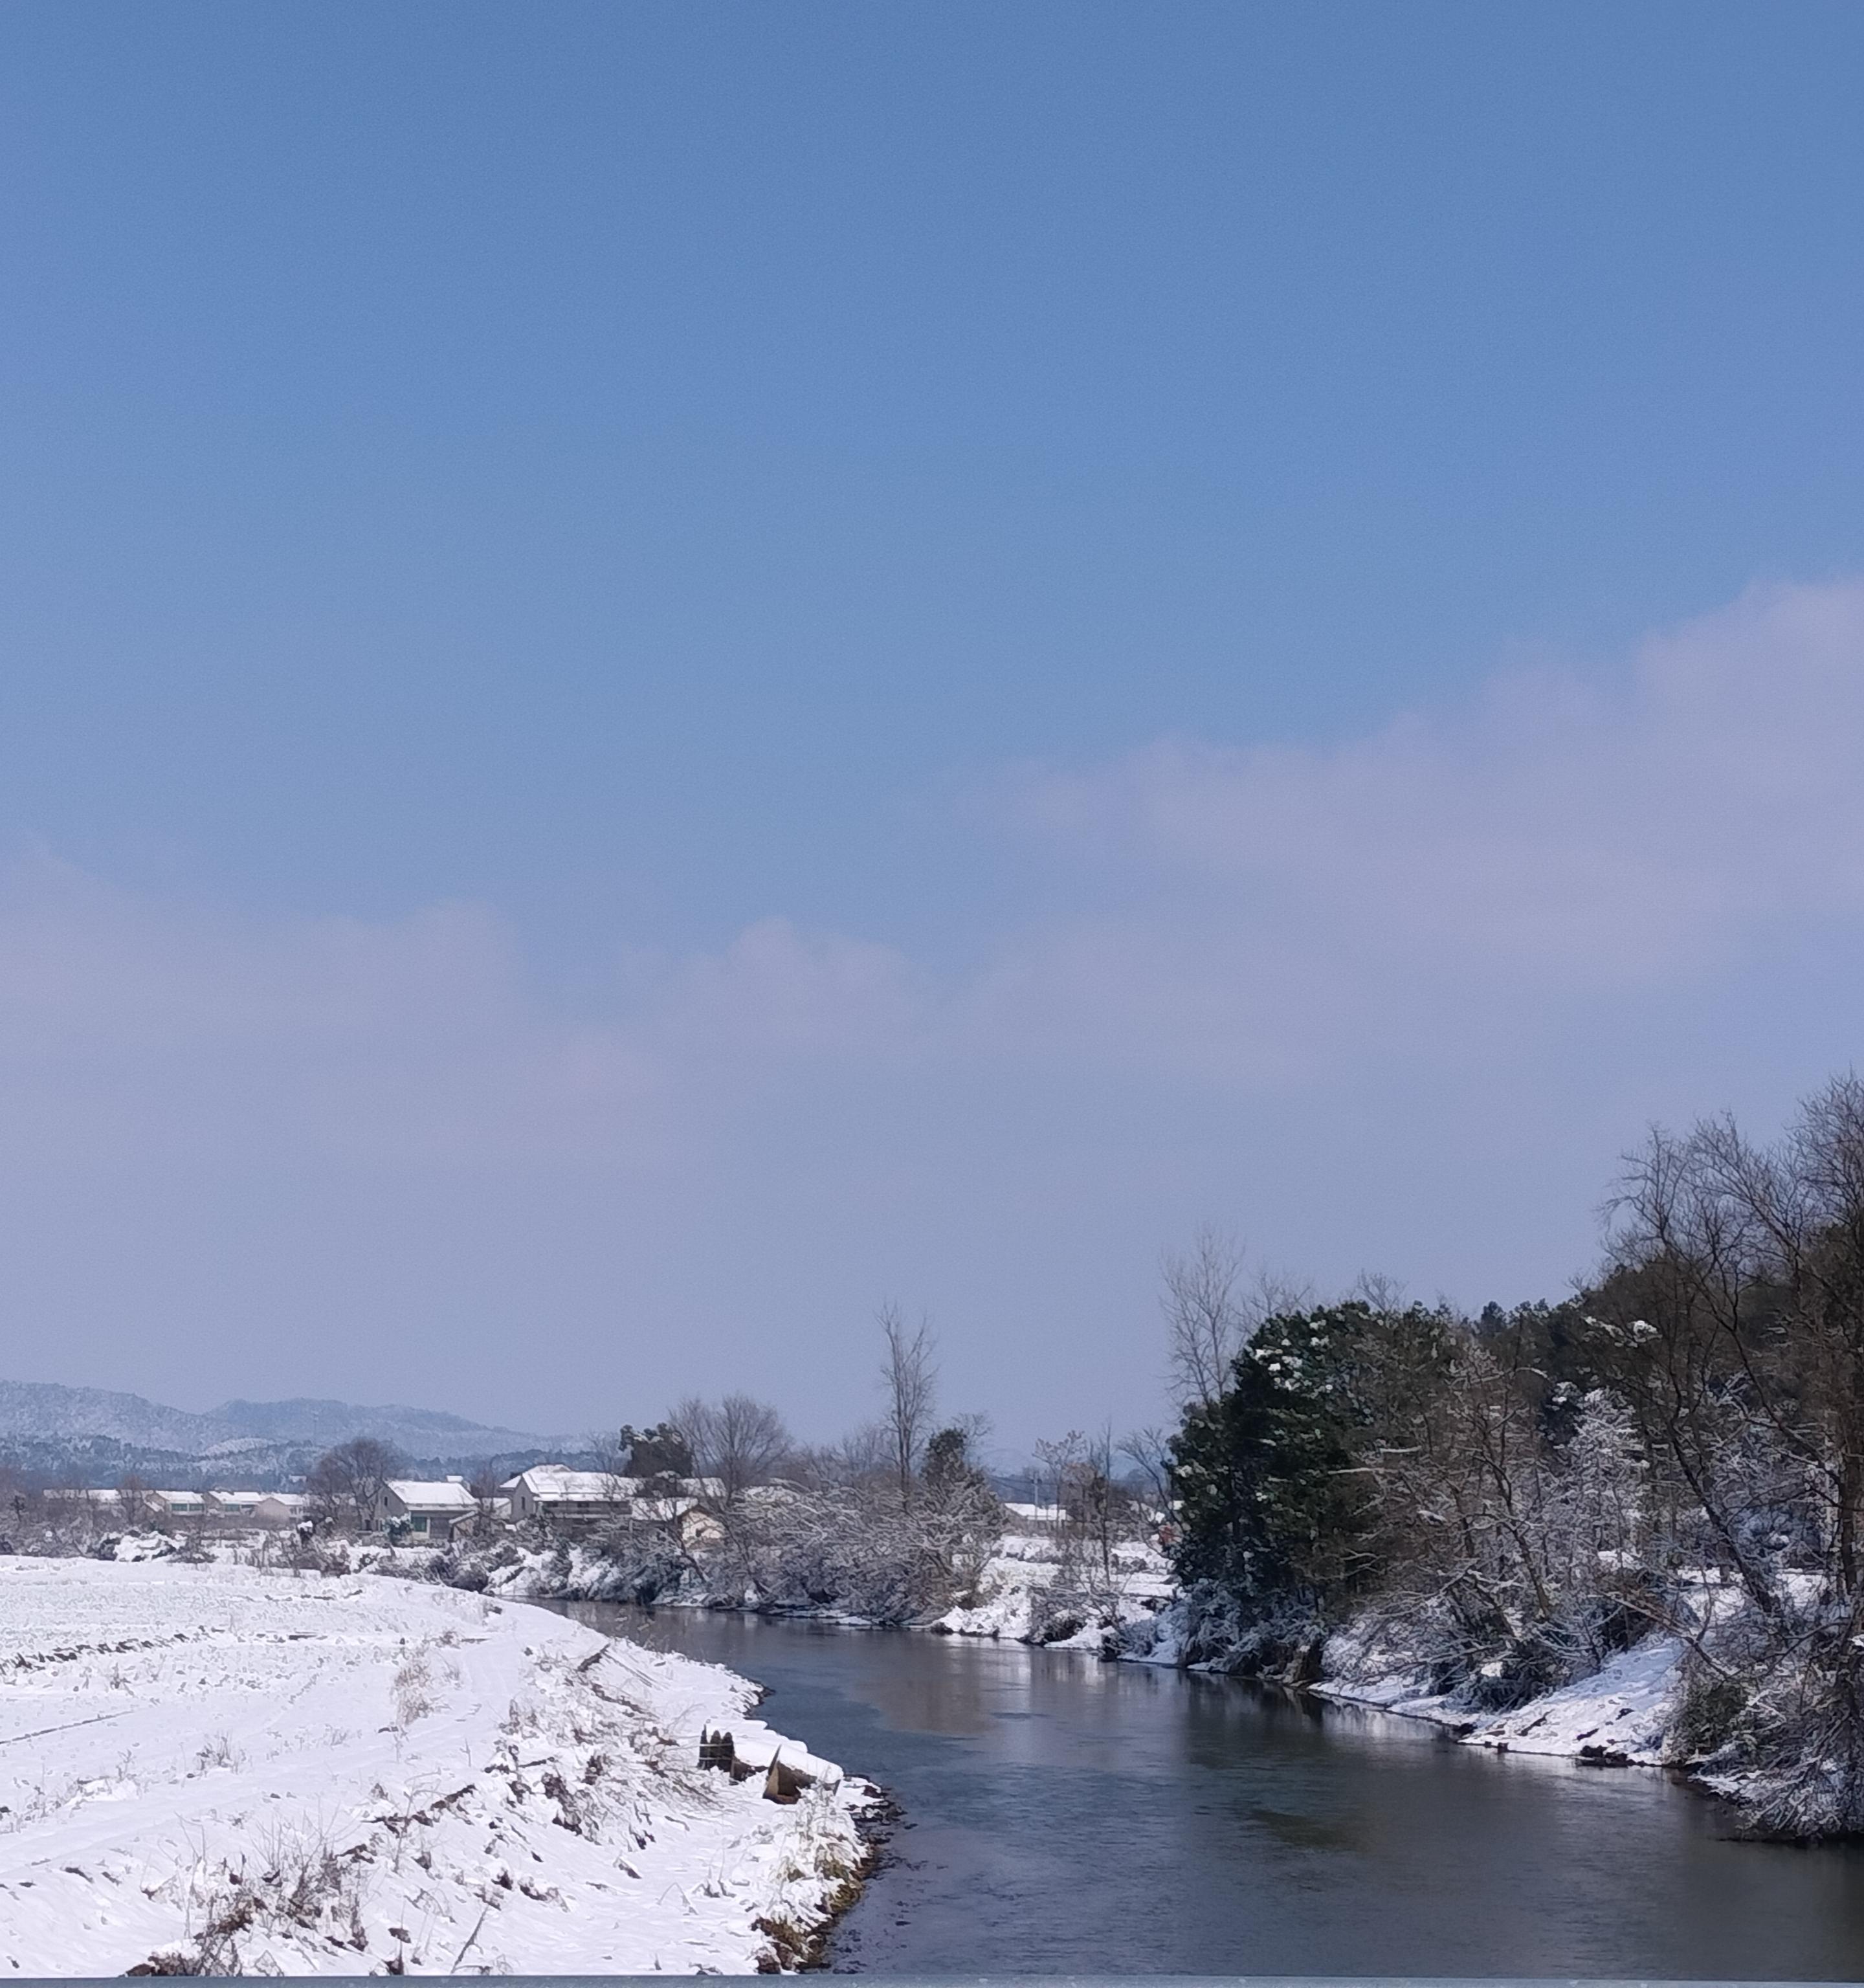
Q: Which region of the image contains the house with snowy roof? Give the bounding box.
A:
[501,1465,636,1527]
[207,1490,311,1527]
[371,1477,478,1541]
[499,1464,725,1545]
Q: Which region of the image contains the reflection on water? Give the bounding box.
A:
[560,1603,1864,1978]
[1247,1804,1369,1852]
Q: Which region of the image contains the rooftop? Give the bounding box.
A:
[384,1479,478,1512]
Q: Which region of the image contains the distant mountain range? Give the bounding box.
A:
[0,1380,573,1488]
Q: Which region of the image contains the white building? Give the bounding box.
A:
[502,1466,636,1527]
[372,1477,478,1542]
[634,1494,724,1548]
[207,1490,311,1527]
[500,1466,725,1545]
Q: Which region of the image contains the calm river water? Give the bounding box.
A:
[562,1604,1864,1977]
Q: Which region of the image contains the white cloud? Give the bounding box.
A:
[982,579,1864,1075]
[0,860,656,1168]
[4,579,1864,1436]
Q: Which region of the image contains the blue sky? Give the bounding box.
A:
[3,3,1863,1448]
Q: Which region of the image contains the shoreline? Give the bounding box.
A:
[225,1530,1707,1801]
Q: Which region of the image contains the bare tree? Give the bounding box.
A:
[0,1463,27,1541]
[584,1428,640,1515]
[1162,1228,1316,1408]
[1602,1078,1864,1617]
[587,1428,631,1477]
[878,1303,938,1507]
[794,1420,892,1490]
[1116,1426,1173,1519]
[305,1436,403,1534]
[669,1394,793,1512]
[1072,1423,1136,1610]
[1603,1123,1795,1622]
[1350,1270,1408,1315]
[1160,1228,1248,1407]
[1032,1428,1083,1519]
[116,1473,155,1531]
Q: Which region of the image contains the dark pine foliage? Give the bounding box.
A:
[1170,1303,1380,1607]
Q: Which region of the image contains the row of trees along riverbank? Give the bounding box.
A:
[1159,1072,1864,1840]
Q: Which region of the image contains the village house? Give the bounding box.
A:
[500,1465,725,1547]
[501,1466,635,1527]
[45,1488,205,1523]
[370,1477,478,1542]
[207,1490,311,1527]
[44,1486,316,1529]
[635,1494,725,1548]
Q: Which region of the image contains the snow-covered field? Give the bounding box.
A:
[0,1559,872,1976]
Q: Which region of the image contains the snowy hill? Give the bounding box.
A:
[210,1395,547,1457]
[0,1379,230,1453]
[0,1380,557,1484]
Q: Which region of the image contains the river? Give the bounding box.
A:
[560,1604,1864,1977]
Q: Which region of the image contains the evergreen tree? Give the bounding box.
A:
[1168,1301,1455,1611]
[619,1422,694,1483]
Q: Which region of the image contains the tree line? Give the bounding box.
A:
[289,1305,1011,1625]
[1160,1073,1864,1837]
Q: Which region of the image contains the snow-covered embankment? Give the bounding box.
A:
[0,1559,873,1975]
[1314,1630,1686,1764]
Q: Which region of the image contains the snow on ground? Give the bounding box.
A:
[1461,1636,1683,1762]
[0,1558,871,1976]
[399,1521,1179,1652]
[1313,1631,1686,1766]
[932,1534,1059,1640]
[933,1530,1175,1644]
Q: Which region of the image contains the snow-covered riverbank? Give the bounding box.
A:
[265,1527,1697,1790]
[438,1527,1692,1781]
[387,1522,1178,1652]
[1121,1595,1707,1807]
[0,1559,873,1976]
[1313,1630,1685,1765]
[929,1524,1175,1646]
